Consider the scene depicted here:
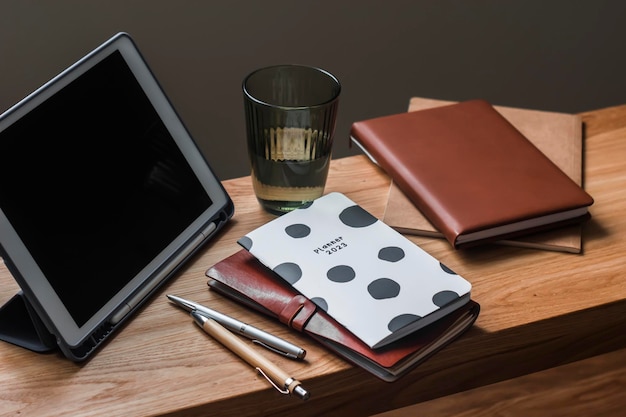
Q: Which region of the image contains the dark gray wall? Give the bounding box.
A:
[2,1,625,180]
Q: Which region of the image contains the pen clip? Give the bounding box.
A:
[252,339,298,359]
[255,367,289,395]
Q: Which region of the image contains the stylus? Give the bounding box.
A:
[167,294,306,360]
[191,311,310,400]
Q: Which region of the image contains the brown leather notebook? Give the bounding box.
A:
[206,250,480,382]
[383,98,586,253]
[350,99,594,248]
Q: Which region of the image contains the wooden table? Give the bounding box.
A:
[1,104,626,417]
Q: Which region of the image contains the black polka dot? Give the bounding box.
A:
[432,290,460,307]
[311,297,328,312]
[368,278,401,299]
[378,246,405,262]
[339,205,378,228]
[327,265,356,283]
[440,263,457,275]
[388,314,421,332]
[238,236,253,250]
[285,223,311,238]
[274,262,302,285]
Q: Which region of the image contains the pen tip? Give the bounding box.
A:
[166,294,182,303]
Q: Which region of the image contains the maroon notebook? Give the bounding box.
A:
[350,99,594,248]
[206,250,480,382]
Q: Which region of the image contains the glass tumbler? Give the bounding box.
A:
[243,64,341,215]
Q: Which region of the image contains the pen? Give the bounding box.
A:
[167,294,306,360]
[191,311,310,400]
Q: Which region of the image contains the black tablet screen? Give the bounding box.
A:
[0,51,212,327]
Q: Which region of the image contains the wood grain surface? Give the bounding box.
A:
[1,105,626,417]
[371,347,626,417]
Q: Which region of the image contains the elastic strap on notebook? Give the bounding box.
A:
[278,295,316,331]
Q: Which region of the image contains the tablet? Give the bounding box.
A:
[0,33,234,361]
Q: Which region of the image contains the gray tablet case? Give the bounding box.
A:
[0,33,234,361]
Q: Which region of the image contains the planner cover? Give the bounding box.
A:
[350,99,594,248]
[237,192,472,349]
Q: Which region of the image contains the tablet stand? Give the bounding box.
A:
[0,291,57,353]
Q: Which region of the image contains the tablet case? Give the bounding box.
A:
[0,292,57,353]
[0,33,234,361]
[206,250,480,382]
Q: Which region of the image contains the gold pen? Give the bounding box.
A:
[191,311,310,400]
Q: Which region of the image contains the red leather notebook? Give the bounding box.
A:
[383,97,586,254]
[350,99,594,248]
[206,250,480,382]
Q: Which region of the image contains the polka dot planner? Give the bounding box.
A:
[238,192,472,349]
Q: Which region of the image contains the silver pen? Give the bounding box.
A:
[167,294,306,360]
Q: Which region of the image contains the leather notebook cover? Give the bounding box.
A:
[206,250,480,382]
[350,99,594,248]
[383,98,586,253]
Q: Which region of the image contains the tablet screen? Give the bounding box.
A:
[0,50,211,327]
